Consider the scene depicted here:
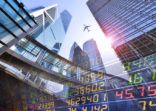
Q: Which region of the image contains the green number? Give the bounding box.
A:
[134,73,143,84]
[152,70,156,80]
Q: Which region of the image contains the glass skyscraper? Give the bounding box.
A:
[87,0,156,111]
[69,42,90,69]
[83,39,106,72]
[60,10,72,33]
[2,0,156,111]
[87,0,156,62]
[28,6,71,54]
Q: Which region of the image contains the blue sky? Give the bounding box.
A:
[21,0,128,79]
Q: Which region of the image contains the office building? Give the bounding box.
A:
[83,39,106,72]
[0,0,148,110]
[87,1,156,110]
[87,0,156,62]
[60,10,72,33]
[69,42,90,69]
[30,6,71,53]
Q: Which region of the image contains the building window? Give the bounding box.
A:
[17,38,41,56]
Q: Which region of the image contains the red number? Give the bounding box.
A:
[137,86,145,97]
[125,88,134,99]
[116,90,124,99]
[148,84,156,97]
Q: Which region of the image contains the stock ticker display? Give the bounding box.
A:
[52,53,156,111]
[0,53,156,111]
[30,53,156,111]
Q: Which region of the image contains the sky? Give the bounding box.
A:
[21,0,128,80]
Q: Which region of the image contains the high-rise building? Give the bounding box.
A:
[31,6,72,53]
[83,39,105,72]
[69,42,90,69]
[87,1,156,110]
[87,0,156,62]
[60,10,72,33]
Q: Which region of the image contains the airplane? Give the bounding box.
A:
[83,24,91,32]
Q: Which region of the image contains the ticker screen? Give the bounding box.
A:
[22,53,156,111]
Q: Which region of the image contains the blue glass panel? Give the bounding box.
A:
[8,0,35,27]
[0,11,23,36]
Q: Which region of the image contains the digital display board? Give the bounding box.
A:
[47,53,156,111]
[1,53,156,111]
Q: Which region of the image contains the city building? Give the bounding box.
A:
[69,42,90,69]
[0,1,81,110]
[60,10,72,33]
[87,0,156,62]
[87,0,156,110]
[30,6,72,53]
[83,39,106,72]
[0,0,151,110]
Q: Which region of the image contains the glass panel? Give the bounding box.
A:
[1,1,30,31]
[0,26,15,44]
[1,34,14,44]
[0,11,23,36]
[8,0,36,27]
[16,38,41,56]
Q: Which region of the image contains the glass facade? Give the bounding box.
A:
[0,0,36,55]
[31,6,71,53]
[1,0,156,111]
[87,0,156,45]
[87,0,156,111]
[60,10,72,33]
[69,42,90,69]
[83,39,106,72]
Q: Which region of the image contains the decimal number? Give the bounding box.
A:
[115,83,156,100]
[74,81,105,95]
[66,93,107,106]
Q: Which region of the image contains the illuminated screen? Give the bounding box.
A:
[25,53,156,111]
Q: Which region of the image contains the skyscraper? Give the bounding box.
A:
[87,1,156,110]
[31,6,72,53]
[69,42,90,69]
[87,0,156,62]
[60,10,72,33]
[83,39,105,72]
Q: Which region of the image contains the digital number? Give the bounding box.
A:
[137,86,145,97]
[80,87,85,94]
[86,85,91,93]
[92,83,98,92]
[139,100,156,111]
[98,82,105,91]
[152,70,156,81]
[124,62,130,71]
[116,90,124,99]
[87,95,92,103]
[75,97,80,105]
[149,100,156,107]
[93,94,99,102]
[81,96,86,104]
[139,100,147,111]
[129,73,143,85]
[148,84,156,96]
[125,88,134,99]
